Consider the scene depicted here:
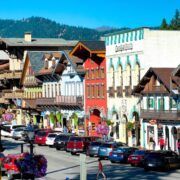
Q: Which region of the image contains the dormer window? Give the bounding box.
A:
[44,59,48,69]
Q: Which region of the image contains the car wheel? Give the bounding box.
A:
[131,164,135,167]
[56,147,60,150]
[71,152,76,155]
[89,155,94,157]
[165,163,170,171]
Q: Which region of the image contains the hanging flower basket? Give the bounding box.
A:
[2,113,14,121]
[96,122,109,135]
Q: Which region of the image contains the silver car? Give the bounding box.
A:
[12,127,26,140]
[88,141,103,157]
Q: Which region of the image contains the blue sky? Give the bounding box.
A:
[1,0,180,29]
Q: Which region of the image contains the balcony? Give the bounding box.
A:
[108,87,115,97]
[36,97,56,105]
[55,96,83,106]
[125,86,132,97]
[140,109,180,121]
[3,90,24,99]
[0,71,22,80]
[116,86,123,97]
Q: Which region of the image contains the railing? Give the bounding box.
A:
[0,71,22,80]
[108,87,115,97]
[55,96,83,106]
[3,90,24,99]
[36,97,56,105]
[125,86,131,97]
[116,86,123,97]
[140,109,180,121]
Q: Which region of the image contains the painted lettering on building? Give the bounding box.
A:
[115,43,133,52]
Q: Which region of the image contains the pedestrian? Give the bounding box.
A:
[177,139,180,156]
[96,158,107,180]
[149,137,156,150]
[159,136,165,150]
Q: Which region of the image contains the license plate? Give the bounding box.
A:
[113,154,117,157]
[101,149,106,152]
[148,163,153,167]
[132,157,138,160]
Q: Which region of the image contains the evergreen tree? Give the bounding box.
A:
[170,9,180,30]
[160,18,168,29]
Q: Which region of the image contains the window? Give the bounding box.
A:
[134,63,140,85]
[92,85,94,98]
[110,66,115,87]
[97,85,100,98]
[86,69,89,79]
[101,68,104,79]
[91,69,94,79]
[110,36,113,45]
[44,60,48,69]
[170,98,177,109]
[102,84,105,97]
[126,64,131,86]
[114,35,117,44]
[118,65,123,86]
[134,31,137,41]
[147,97,154,109]
[106,37,109,46]
[87,85,90,98]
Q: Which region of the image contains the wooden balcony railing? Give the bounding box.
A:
[55,96,83,106]
[36,97,56,105]
[0,71,22,80]
[140,109,180,121]
[116,86,123,97]
[108,87,115,97]
[3,90,24,99]
[125,86,132,97]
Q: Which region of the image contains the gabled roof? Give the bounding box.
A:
[133,67,175,94]
[70,40,105,59]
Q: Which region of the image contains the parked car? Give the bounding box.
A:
[1,124,26,137]
[109,147,138,163]
[12,127,26,140]
[2,153,35,180]
[46,132,60,147]
[66,136,99,155]
[98,142,124,159]
[87,141,103,157]
[128,150,150,166]
[54,134,72,150]
[34,130,52,145]
[0,152,5,175]
[143,150,180,171]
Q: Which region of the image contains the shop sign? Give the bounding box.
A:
[115,43,133,52]
[149,119,157,125]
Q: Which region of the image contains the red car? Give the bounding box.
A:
[128,150,150,166]
[3,153,35,179]
[34,130,52,145]
[67,136,100,155]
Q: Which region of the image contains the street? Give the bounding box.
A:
[1,137,180,180]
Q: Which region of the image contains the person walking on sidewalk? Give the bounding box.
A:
[96,158,107,180]
[159,136,165,150]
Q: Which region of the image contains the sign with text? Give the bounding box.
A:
[115,43,133,52]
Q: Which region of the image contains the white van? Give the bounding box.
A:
[1,124,26,137]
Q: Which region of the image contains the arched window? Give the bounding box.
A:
[110,66,115,87]
[126,64,131,86]
[118,65,123,86]
[134,63,140,85]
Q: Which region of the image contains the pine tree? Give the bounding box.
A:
[170,9,180,30]
[160,18,168,29]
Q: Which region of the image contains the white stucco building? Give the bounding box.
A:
[105,28,180,145]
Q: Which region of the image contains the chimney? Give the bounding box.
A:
[24,32,32,42]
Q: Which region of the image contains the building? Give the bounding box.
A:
[105,28,180,145]
[0,33,77,125]
[133,67,180,151]
[70,41,107,136]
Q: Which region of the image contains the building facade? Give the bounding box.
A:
[105,28,180,145]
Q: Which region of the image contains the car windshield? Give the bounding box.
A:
[133,150,146,155]
[70,137,82,141]
[101,143,113,148]
[36,131,47,136]
[146,153,164,159]
[48,134,57,138]
[56,135,70,141]
[12,125,26,129]
[14,128,25,132]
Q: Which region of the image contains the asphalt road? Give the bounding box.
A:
[1,137,180,180]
